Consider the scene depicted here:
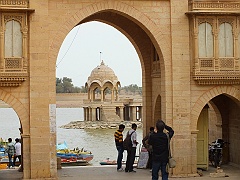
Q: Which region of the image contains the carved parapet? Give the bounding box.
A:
[193,71,240,85]
[0,0,28,8]
[189,0,240,11]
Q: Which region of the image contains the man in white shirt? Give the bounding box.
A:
[14,138,21,167]
[125,123,138,172]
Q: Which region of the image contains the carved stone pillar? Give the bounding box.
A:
[120,107,124,121]
[83,107,87,121]
[213,18,219,71]
[193,16,199,72]
[132,106,137,121]
[92,107,96,121]
[0,27,4,70]
[101,89,104,102]
[111,88,114,102]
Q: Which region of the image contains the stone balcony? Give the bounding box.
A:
[0,57,27,86]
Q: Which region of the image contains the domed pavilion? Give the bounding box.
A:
[83,60,142,122]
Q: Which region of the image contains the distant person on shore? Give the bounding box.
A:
[114,124,125,171]
[142,126,154,170]
[125,123,138,173]
[148,120,174,180]
[14,138,21,167]
[6,138,15,168]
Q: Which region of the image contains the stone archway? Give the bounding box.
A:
[0,89,30,178]
[49,0,171,134]
[191,86,240,171]
[191,86,240,130]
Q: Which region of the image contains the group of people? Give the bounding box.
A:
[5,137,21,169]
[114,120,174,180]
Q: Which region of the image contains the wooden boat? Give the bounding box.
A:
[99,158,138,166]
[57,141,93,166]
[100,158,117,165]
[60,157,88,166]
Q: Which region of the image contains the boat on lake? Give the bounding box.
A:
[57,141,93,166]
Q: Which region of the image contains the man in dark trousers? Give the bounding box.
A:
[125,123,138,172]
[114,124,125,171]
[148,120,174,180]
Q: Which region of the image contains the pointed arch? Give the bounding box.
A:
[0,89,28,134]
[191,86,240,130]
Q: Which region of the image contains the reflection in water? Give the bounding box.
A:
[1,108,143,166]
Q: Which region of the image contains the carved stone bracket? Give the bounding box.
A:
[0,73,27,86]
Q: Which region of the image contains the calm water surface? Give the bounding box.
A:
[0,108,143,166]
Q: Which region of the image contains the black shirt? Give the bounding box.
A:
[148,125,174,163]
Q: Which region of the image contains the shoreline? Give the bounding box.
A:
[60,120,143,129]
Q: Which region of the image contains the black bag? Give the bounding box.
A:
[123,131,134,150]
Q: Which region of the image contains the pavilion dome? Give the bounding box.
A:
[86,60,120,87]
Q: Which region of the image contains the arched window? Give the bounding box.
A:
[4,20,22,57]
[198,22,213,58]
[219,23,233,57]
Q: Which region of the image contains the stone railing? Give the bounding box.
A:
[189,0,240,11]
[0,0,28,8]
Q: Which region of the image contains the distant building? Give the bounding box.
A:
[83,60,142,121]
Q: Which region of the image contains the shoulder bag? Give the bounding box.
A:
[166,133,176,168]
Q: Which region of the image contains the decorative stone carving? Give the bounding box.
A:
[0,0,28,8]
[187,2,240,85]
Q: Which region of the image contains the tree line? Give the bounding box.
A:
[56,77,142,95]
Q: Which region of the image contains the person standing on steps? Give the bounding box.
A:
[149,120,174,180]
[6,138,15,169]
[142,126,154,170]
[125,123,138,173]
[14,138,21,167]
[114,124,125,171]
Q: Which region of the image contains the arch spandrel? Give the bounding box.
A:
[191,86,240,130]
[50,0,168,71]
[0,89,28,135]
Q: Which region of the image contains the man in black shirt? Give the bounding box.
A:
[148,120,174,180]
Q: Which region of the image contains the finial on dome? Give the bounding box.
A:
[100,60,105,65]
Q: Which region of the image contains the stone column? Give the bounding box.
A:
[138,106,142,121]
[120,107,124,121]
[234,24,239,70]
[21,134,30,179]
[0,29,4,70]
[213,18,219,71]
[22,25,28,71]
[92,107,96,121]
[89,107,92,121]
[132,106,137,121]
[83,108,87,121]
[111,88,114,102]
[87,107,90,121]
[101,89,104,102]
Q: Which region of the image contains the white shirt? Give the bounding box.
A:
[15,142,21,156]
[129,129,137,148]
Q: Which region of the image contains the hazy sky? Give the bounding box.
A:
[56,21,142,87]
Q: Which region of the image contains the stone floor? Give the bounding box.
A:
[0,164,239,180]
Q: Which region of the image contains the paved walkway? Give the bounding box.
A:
[0,164,239,180]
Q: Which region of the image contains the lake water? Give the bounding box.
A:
[0,108,143,166]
